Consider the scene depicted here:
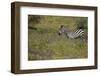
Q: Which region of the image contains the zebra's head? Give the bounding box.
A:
[58,25,63,35]
[58,25,69,36]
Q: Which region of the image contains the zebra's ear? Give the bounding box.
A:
[60,25,64,28]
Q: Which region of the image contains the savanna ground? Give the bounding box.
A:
[28,15,88,60]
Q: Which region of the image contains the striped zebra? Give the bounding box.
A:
[58,25,84,39]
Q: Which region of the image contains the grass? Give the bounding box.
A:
[28,15,88,60]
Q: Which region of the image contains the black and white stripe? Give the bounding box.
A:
[67,29,84,39]
[59,25,84,39]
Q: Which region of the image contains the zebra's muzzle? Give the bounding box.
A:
[58,31,62,35]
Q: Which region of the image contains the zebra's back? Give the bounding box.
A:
[67,29,84,39]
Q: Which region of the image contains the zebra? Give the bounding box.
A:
[58,25,85,39]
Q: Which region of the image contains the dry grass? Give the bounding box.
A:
[28,15,88,60]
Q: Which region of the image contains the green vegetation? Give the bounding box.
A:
[28,15,88,60]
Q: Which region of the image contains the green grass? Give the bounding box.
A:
[28,15,88,60]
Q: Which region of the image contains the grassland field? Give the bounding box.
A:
[28,15,88,60]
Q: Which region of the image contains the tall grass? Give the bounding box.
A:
[28,15,88,60]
